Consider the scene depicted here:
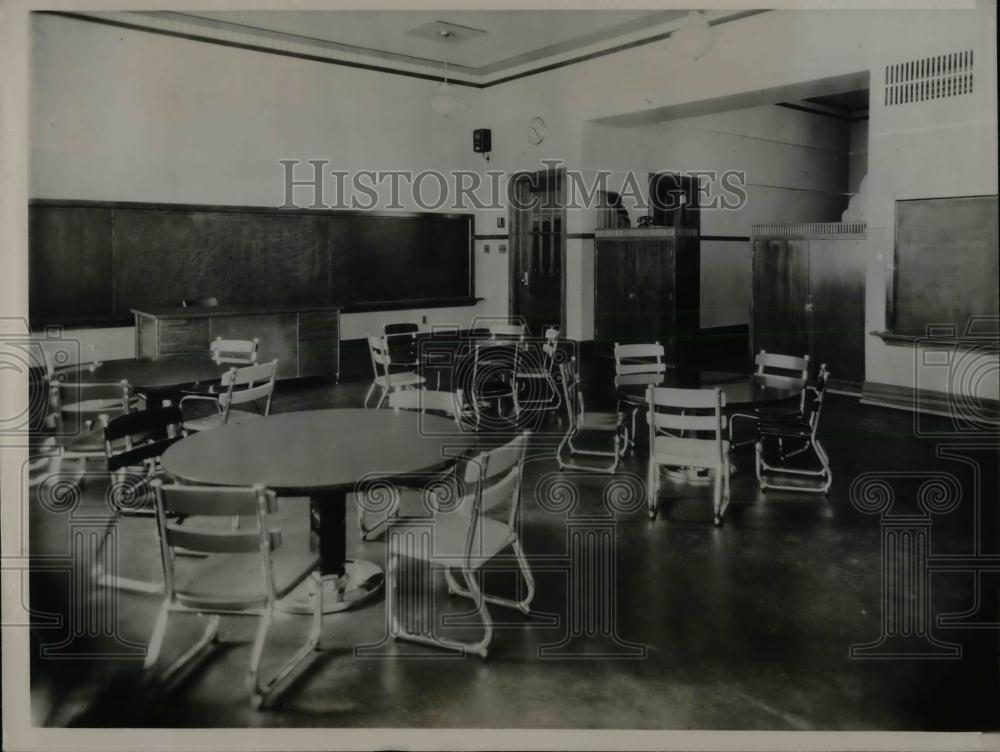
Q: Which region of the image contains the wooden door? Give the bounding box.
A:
[594,239,633,351]
[809,238,866,387]
[752,239,811,361]
[633,237,674,351]
[510,171,564,336]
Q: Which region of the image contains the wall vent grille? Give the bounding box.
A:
[751,223,866,239]
[885,50,974,106]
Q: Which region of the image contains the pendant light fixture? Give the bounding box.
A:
[430,29,461,116]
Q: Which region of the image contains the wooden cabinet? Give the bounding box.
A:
[594,228,700,364]
[134,305,340,381]
[750,223,867,391]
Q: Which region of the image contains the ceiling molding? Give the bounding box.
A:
[39,10,768,90]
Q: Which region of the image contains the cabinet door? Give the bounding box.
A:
[635,238,675,357]
[809,238,866,386]
[594,240,633,349]
[752,239,811,361]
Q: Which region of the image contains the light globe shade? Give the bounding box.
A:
[430,81,461,116]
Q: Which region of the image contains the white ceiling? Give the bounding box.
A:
[158,10,691,76]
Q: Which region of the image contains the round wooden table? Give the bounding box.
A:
[161,408,475,614]
[57,357,227,406]
[614,369,805,408]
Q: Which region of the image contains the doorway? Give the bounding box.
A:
[508,169,566,336]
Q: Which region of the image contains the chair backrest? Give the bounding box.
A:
[614,342,666,376]
[210,337,259,365]
[103,405,184,473]
[647,386,726,457]
[542,327,560,359]
[368,334,392,378]
[559,357,585,430]
[383,322,420,336]
[56,377,131,416]
[803,364,830,433]
[490,323,526,338]
[754,349,809,380]
[388,388,467,427]
[459,432,531,539]
[152,481,283,603]
[217,360,278,420]
[181,297,220,308]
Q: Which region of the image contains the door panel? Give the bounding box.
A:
[810,239,866,385]
[752,239,810,361]
[511,175,564,337]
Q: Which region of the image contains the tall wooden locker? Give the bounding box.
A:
[594,227,700,365]
[750,223,867,391]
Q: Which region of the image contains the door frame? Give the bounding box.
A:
[508,167,567,334]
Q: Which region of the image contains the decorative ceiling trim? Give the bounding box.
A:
[38,10,769,90]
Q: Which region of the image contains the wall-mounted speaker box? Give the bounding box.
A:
[473,128,492,154]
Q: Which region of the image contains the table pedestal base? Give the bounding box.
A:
[277,559,384,615]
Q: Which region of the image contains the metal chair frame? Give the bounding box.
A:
[729,350,811,448]
[613,342,666,451]
[388,431,534,658]
[755,365,832,495]
[179,360,277,431]
[647,385,731,525]
[556,357,622,474]
[365,334,425,408]
[146,481,324,709]
[514,327,562,413]
[357,388,472,541]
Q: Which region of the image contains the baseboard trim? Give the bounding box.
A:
[860,380,1000,421]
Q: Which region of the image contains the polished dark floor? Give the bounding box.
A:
[28,370,1000,730]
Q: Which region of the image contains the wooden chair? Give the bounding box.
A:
[613,342,666,450]
[364,335,425,408]
[357,388,473,541]
[95,405,186,594]
[146,481,324,709]
[755,365,832,495]
[557,358,622,474]
[729,350,810,448]
[514,327,562,413]
[180,360,277,432]
[209,337,259,366]
[181,297,220,308]
[388,431,534,658]
[647,385,731,525]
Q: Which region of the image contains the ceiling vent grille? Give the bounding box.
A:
[885,50,974,106]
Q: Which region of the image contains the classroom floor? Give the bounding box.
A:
[26,374,1000,730]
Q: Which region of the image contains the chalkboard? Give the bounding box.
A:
[892,195,999,336]
[329,214,471,306]
[28,201,474,326]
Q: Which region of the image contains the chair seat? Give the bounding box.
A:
[175,548,320,611]
[374,372,425,388]
[402,514,516,566]
[652,436,729,469]
[183,410,263,432]
[580,411,622,431]
[63,425,107,453]
[758,418,812,439]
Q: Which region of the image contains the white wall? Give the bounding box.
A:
[581,106,851,328]
[479,3,996,395]
[30,12,489,354]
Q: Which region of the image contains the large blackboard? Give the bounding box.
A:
[891,195,999,336]
[28,201,473,326]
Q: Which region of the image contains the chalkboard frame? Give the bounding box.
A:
[28,199,476,328]
[887,194,999,341]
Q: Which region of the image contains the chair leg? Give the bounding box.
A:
[144,600,171,671]
[647,462,659,519]
[375,387,388,409]
[357,491,401,542]
[390,556,493,658]
[250,572,325,709]
[444,540,535,615]
[712,465,723,527]
[363,382,377,408]
[153,614,221,694]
